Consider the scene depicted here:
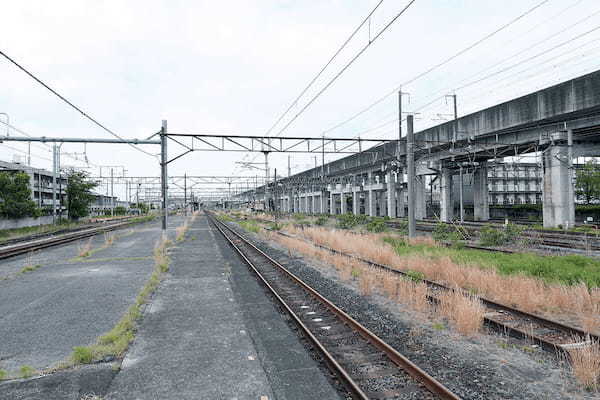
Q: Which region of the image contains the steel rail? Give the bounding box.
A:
[209,213,461,400]
[0,218,138,260]
[272,228,598,356]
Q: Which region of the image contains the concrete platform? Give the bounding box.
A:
[106,214,341,399]
[105,215,274,399]
[0,216,183,373]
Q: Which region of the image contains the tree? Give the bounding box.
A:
[66,170,98,220]
[0,172,40,219]
[575,161,600,205]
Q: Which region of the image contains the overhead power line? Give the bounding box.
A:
[321,0,550,135]
[272,0,418,139]
[0,49,157,158]
[264,0,385,138]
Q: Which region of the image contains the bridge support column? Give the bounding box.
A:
[311,195,316,214]
[440,169,453,222]
[397,188,405,217]
[543,141,575,228]
[386,172,396,218]
[415,176,426,220]
[352,190,359,214]
[473,163,490,221]
[340,192,347,214]
[329,192,336,215]
[378,191,386,217]
[367,190,376,217]
[321,191,327,214]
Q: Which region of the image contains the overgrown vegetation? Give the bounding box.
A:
[19,365,35,379]
[335,213,368,229]
[0,172,40,219]
[478,223,523,247]
[366,217,387,233]
[239,220,260,233]
[315,216,329,226]
[432,222,466,243]
[77,238,93,258]
[68,234,172,366]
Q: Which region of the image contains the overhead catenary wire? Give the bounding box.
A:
[271,0,418,139]
[263,0,385,138]
[321,0,551,136]
[0,49,157,158]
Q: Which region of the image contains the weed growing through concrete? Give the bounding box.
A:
[19,252,41,274]
[77,238,93,258]
[104,232,115,246]
[568,340,600,391]
[68,235,172,366]
[19,365,35,379]
[0,369,7,380]
[72,346,94,364]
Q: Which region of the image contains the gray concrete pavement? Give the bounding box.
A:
[105,215,275,400]
[0,216,183,373]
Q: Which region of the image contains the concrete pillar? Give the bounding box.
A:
[396,188,405,217]
[378,191,386,217]
[415,176,426,220]
[386,172,396,218]
[330,192,335,215]
[311,195,316,214]
[543,143,574,228]
[321,191,327,214]
[340,192,347,214]
[440,169,453,222]
[473,163,490,221]
[368,190,376,217]
[352,190,359,215]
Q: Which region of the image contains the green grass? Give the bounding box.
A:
[19,264,41,274]
[19,365,35,379]
[432,322,445,331]
[217,213,235,222]
[0,369,7,380]
[239,220,260,233]
[67,237,171,366]
[383,236,600,288]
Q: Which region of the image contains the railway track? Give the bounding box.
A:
[405,219,600,252]
[270,227,599,358]
[0,218,140,260]
[0,216,135,247]
[208,213,461,400]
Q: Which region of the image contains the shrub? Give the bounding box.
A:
[315,216,328,226]
[336,213,367,229]
[479,223,523,246]
[432,222,465,243]
[366,217,387,233]
[114,206,127,216]
[72,346,94,364]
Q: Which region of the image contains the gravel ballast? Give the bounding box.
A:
[227,221,596,400]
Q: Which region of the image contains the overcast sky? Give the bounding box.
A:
[1,0,599,200]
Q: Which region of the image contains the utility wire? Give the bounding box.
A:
[272,0,418,139]
[264,0,385,137]
[321,0,550,135]
[0,49,157,158]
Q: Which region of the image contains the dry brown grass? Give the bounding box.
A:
[77,238,93,258]
[175,220,190,241]
[436,290,485,335]
[282,225,600,332]
[569,341,600,391]
[104,232,115,246]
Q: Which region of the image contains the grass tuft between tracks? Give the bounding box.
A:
[569,341,600,391]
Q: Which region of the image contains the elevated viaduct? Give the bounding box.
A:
[238,69,600,228]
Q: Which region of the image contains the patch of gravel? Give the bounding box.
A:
[227,222,598,400]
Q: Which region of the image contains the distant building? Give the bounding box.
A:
[488,162,542,205]
[0,160,67,215]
